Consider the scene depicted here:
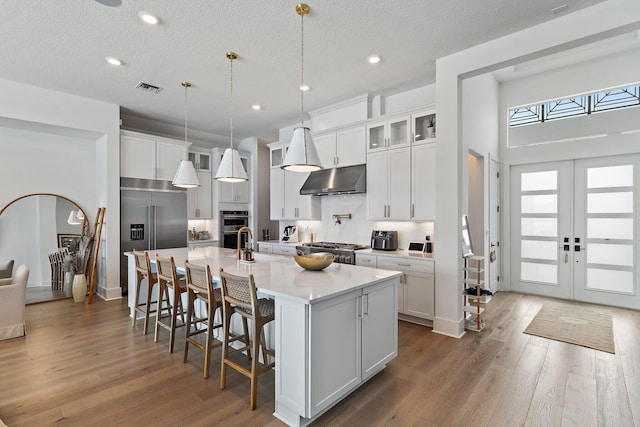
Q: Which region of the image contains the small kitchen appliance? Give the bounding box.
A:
[371,230,398,251]
[281,225,299,243]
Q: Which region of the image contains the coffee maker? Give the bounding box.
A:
[281,225,299,243]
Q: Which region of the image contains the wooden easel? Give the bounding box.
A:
[87,207,106,303]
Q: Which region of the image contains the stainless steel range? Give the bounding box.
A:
[296,242,368,265]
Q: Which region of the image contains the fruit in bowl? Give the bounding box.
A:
[293,252,335,271]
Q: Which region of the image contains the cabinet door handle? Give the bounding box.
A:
[411,204,415,218]
[281,207,284,218]
[357,295,363,318]
[398,263,411,267]
[363,293,369,317]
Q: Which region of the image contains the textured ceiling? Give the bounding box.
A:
[0,0,607,146]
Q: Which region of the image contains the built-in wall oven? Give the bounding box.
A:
[219,210,249,249]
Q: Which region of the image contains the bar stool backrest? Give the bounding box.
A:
[219,269,258,316]
[156,255,179,288]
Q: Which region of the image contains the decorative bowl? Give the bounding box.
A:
[293,252,335,271]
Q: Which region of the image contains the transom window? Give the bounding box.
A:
[509,83,640,127]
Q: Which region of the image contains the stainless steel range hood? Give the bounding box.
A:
[299,164,366,196]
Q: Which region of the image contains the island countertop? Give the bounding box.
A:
[130,246,401,304]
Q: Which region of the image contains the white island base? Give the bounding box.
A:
[125,247,399,427]
[274,278,397,426]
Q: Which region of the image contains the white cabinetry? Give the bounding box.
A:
[120,131,187,181]
[377,256,434,323]
[216,150,250,204]
[271,243,297,256]
[366,116,411,153]
[367,147,411,220]
[268,142,320,221]
[188,151,211,171]
[314,125,366,168]
[411,142,436,220]
[276,278,397,421]
[187,170,212,219]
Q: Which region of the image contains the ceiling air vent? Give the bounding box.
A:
[135,82,163,94]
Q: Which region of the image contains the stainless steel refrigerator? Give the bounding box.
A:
[120,178,187,291]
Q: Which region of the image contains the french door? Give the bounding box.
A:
[510,155,640,309]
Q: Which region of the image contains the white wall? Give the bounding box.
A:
[435,0,640,337]
[0,78,121,300]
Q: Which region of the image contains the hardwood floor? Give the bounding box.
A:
[1,292,638,426]
[25,287,70,305]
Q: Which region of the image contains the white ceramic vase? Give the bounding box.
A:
[72,274,87,302]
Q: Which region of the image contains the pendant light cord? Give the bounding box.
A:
[229,55,234,149]
[184,84,188,145]
[300,10,305,127]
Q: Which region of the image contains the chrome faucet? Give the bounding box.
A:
[237,226,253,260]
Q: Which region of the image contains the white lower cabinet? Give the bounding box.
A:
[271,244,297,256]
[377,256,434,322]
[358,253,435,325]
[257,242,273,253]
[275,278,397,423]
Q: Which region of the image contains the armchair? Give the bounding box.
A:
[0,264,29,340]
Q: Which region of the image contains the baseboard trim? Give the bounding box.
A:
[432,316,465,338]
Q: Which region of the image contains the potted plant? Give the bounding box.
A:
[426,116,436,138]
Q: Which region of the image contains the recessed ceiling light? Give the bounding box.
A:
[252,104,262,110]
[300,84,310,91]
[105,56,123,66]
[138,11,159,24]
[367,55,381,64]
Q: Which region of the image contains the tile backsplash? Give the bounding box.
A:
[281,194,434,250]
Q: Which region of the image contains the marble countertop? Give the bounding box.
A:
[128,246,401,304]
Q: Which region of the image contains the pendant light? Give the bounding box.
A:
[215,52,248,183]
[172,81,201,188]
[281,3,323,172]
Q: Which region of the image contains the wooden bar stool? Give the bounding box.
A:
[219,268,275,410]
[154,254,187,353]
[183,262,223,378]
[131,250,158,335]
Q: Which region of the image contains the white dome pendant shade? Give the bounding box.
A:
[215,52,248,183]
[172,81,201,189]
[281,3,323,173]
[215,147,248,182]
[281,127,322,172]
[172,159,200,188]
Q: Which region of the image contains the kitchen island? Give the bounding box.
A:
[126,246,400,426]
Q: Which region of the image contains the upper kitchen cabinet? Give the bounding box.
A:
[187,170,212,219]
[314,125,366,168]
[411,140,436,220]
[367,147,411,220]
[120,130,187,181]
[367,116,411,153]
[215,149,250,204]
[188,150,211,171]
[269,142,287,168]
[268,142,320,220]
[412,110,436,144]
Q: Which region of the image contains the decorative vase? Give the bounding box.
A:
[64,271,74,297]
[72,274,87,302]
[426,126,435,138]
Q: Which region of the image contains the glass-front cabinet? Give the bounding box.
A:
[188,151,211,171]
[412,110,436,144]
[367,116,410,152]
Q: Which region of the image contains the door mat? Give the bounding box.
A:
[523,300,615,354]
